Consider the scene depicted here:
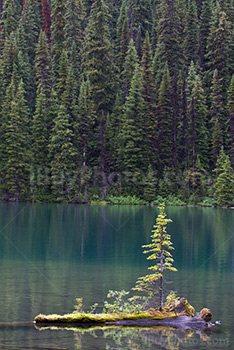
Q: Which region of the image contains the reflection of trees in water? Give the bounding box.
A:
[38,325,212,350]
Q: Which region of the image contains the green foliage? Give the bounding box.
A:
[214,150,234,206]
[133,203,177,310]
[107,195,146,205]
[103,290,143,314]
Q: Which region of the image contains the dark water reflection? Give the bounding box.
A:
[0,203,233,349]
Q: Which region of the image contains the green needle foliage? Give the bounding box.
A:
[133,203,177,310]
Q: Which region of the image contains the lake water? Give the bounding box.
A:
[0,203,233,349]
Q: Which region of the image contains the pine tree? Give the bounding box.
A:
[118,64,145,186]
[49,104,77,200]
[156,64,173,169]
[64,0,84,56]
[214,152,234,206]
[183,0,200,66]
[82,0,116,115]
[55,49,68,98]
[122,38,139,98]
[35,29,52,105]
[227,74,234,166]
[51,0,65,83]
[140,31,157,164]
[200,0,212,68]
[143,164,157,202]
[154,0,183,84]
[188,74,209,170]
[1,79,31,201]
[82,0,117,188]
[206,7,234,92]
[117,0,130,70]
[0,0,18,39]
[133,203,177,310]
[127,0,152,41]
[211,69,224,164]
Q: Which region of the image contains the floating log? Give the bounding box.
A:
[34,305,217,331]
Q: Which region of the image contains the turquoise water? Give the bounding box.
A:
[0,203,233,349]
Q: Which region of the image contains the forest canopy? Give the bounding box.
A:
[0,0,233,206]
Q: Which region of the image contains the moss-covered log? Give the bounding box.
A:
[34,306,215,331]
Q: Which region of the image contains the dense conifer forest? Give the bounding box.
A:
[0,0,234,206]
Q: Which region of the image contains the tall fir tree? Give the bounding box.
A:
[51,0,65,85]
[210,69,224,165]
[49,104,77,200]
[118,64,145,190]
[206,7,234,93]
[227,74,234,166]
[156,64,173,170]
[1,79,31,201]
[117,0,130,70]
[214,151,234,206]
[82,0,116,187]
[140,31,157,165]
[183,0,200,67]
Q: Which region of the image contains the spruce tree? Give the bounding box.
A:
[35,29,52,106]
[227,74,234,166]
[122,38,139,98]
[156,64,173,169]
[183,0,200,66]
[1,79,31,201]
[51,0,65,84]
[82,0,116,114]
[117,0,130,70]
[133,203,177,310]
[64,0,84,56]
[140,31,157,165]
[206,7,234,92]
[154,0,183,84]
[49,104,77,200]
[211,69,224,164]
[82,0,117,188]
[214,152,234,207]
[0,0,18,39]
[118,64,145,188]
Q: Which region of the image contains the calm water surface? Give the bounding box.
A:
[0,203,233,349]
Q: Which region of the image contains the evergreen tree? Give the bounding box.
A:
[156,65,173,169]
[122,38,139,98]
[200,0,212,68]
[118,64,145,188]
[214,152,234,206]
[154,0,183,84]
[211,69,224,164]
[133,203,177,310]
[127,0,152,41]
[49,104,77,200]
[82,0,117,187]
[64,0,84,56]
[188,74,209,170]
[0,0,18,39]
[183,0,200,66]
[227,74,234,166]
[143,164,157,202]
[1,79,31,200]
[51,0,65,83]
[82,0,116,115]
[117,0,130,70]
[35,29,52,105]
[206,7,234,92]
[140,31,157,164]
